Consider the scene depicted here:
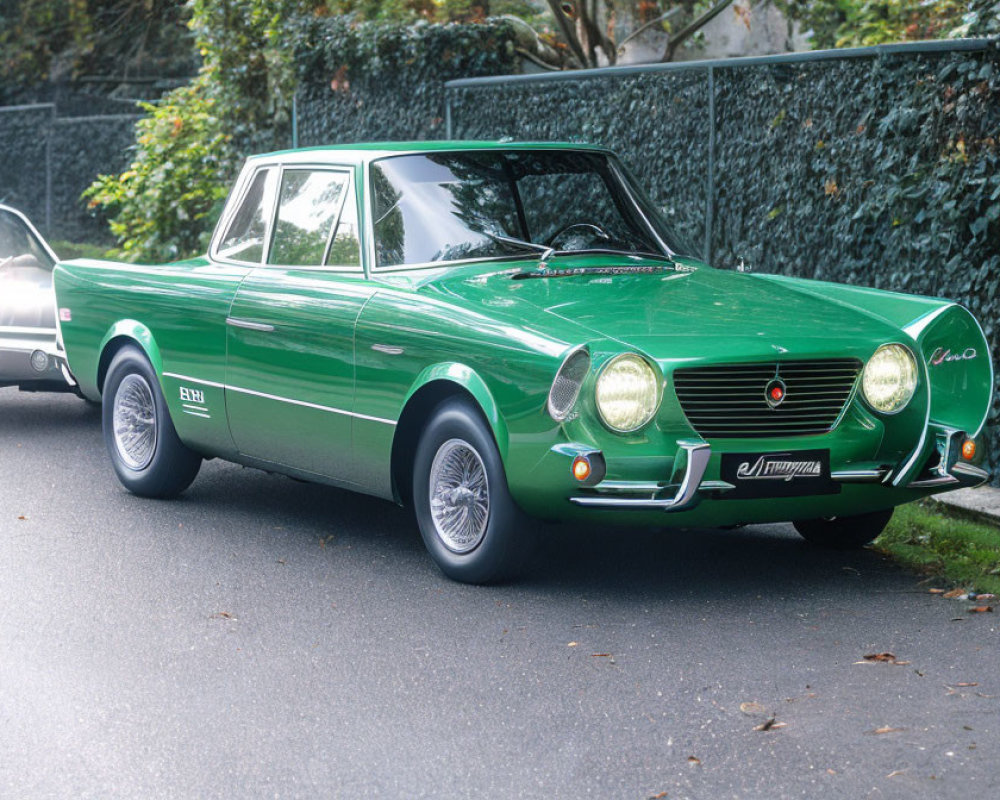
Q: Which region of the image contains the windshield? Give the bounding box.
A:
[0,208,55,270]
[369,150,685,268]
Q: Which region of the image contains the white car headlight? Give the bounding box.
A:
[595,354,661,432]
[862,344,918,413]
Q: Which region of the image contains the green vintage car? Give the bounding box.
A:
[53,142,993,582]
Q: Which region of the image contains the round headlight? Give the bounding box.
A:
[862,344,918,413]
[595,354,661,432]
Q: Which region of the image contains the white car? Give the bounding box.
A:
[0,204,77,392]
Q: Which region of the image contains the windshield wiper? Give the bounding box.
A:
[552,247,675,262]
[484,232,555,261]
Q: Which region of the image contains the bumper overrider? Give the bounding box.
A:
[560,426,990,513]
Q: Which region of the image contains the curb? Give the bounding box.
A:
[932,486,1000,527]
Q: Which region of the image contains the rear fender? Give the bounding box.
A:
[98,320,163,392]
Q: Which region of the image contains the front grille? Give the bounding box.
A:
[673,359,862,438]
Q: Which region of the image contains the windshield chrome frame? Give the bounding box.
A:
[366,149,676,273]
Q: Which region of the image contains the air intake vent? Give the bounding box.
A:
[673,359,862,438]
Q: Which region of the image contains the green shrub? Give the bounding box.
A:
[84,79,232,262]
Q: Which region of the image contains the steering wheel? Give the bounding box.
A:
[545,222,612,250]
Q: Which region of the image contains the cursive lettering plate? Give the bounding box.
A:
[719,449,840,499]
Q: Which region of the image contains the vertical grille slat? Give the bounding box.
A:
[673,359,862,438]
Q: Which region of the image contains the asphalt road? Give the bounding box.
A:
[2,389,998,799]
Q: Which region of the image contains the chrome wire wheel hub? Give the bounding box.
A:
[428,438,490,553]
[113,374,157,470]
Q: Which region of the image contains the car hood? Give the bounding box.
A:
[435,258,907,363]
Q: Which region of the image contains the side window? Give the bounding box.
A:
[268,169,348,267]
[218,168,276,263]
[326,180,361,267]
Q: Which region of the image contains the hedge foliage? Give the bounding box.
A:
[293,17,519,145]
[447,45,1000,482]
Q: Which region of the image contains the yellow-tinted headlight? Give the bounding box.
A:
[595,354,660,432]
[862,344,918,413]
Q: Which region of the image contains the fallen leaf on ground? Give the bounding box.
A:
[863,652,897,662]
[567,642,578,647]
[17,515,27,520]
[872,726,905,735]
[212,611,236,620]
[928,588,945,594]
[955,682,978,687]
[647,792,668,799]
[943,588,966,598]
[687,756,701,765]
[740,701,768,715]
[968,606,993,613]
[754,717,787,731]
[974,593,995,600]
[886,770,905,778]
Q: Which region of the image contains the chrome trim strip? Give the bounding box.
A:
[181,410,212,419]
[592,480,665,494]
[699,480,735,492]
[226,317,275,332]
[832,468,888,482]
[162,370,396,425]
[908,475,960,488]
[570,442,710,511]
[0,325,58,336]
[371,343,404,355]
[224,385,396,425]
[163,371,225,389]
[951,462,990,483]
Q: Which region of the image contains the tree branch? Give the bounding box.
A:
[661,0,735,62]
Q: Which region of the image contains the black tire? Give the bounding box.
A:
[793,508,894,549]
[102,345,201,498]
[412,397,534,584]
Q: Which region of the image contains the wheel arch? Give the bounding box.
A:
[390,364,510,507]
[96,320,163,393]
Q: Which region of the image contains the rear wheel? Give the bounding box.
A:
[412,397,533,584]
[793,508,894,549]
[102,345,201,498]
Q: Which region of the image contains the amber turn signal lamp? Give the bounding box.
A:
[572,455,592,481]
[961,438,976,461]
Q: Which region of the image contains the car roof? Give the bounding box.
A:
[247,141,611,166]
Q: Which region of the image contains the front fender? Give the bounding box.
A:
[404,362,510,460]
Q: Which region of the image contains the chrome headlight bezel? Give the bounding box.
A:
[547,345,591,421]
[861,343,919,415]
[595,353,662,433]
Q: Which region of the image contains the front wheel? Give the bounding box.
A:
[102,345,201,498]
[412,398,533,584]
[793,508,894,549]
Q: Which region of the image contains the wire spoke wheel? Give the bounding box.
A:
[112,373,157,470]
[428,438,490,553]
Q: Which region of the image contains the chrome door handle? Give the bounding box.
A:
[226,317,275,332]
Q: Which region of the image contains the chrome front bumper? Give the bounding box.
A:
[565,430,990,513]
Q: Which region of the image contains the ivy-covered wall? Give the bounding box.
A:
[0,104,138,243]
[293,18,520,146]
[446,42,1000,484]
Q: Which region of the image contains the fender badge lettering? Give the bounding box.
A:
[179,386,205,404]
[930,347,977,366]
[737,455,822,482]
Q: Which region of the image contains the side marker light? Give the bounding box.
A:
[572,456,592,482]
[961,438,976,461]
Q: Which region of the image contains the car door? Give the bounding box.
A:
[225,164,374,483]
[0,205,63,385]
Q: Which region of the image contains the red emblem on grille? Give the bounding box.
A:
[765,378,786,408]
